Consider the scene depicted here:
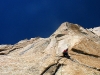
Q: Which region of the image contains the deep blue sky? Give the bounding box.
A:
[0,0,100,44]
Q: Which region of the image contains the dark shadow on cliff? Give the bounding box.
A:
[55,34,65,38]
[40,64,56,75]
[72,48,100,58]
[40,63,62,75]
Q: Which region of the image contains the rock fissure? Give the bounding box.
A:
[53,64,62,75]
[70,58,100,71]
[40,63,55,75]
[72,48,100,58]
[40,58,64,75]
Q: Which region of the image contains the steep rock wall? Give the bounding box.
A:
[0,22,100,75]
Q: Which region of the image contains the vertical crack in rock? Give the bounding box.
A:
[53,64,61,75]
[40,64,56,75]
[40,63,61,75]
[40,58,63,75]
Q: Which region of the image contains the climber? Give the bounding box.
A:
[63,48,70,58]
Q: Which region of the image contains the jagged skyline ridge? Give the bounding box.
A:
[0,22,100,75]
[0,0,100,44]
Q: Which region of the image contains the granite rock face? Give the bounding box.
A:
[0,22,100,75]
[88,27,100,36]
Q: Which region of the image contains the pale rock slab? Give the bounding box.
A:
[0,22,100,75]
